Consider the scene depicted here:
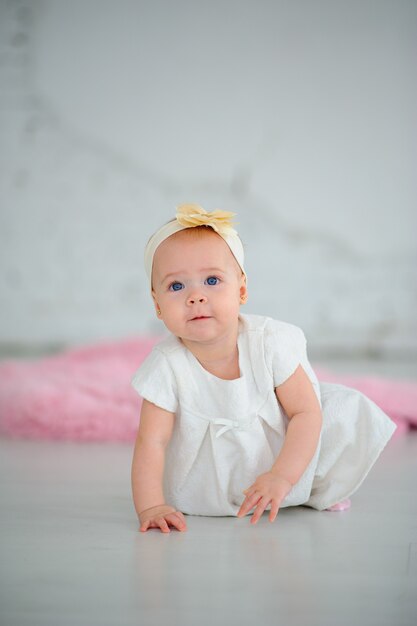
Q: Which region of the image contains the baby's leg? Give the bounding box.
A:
[325,498,351,512]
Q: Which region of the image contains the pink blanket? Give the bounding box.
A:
[0,337,415,442]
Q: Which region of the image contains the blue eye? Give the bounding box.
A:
[205,276,219,286]
[169,281,184,292]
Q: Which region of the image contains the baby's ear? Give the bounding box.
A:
[239,276,248,303]
[151,291,161,317]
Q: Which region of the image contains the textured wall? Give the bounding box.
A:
[1,0,416,356]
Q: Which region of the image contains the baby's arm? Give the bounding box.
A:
[271,364,322,483]
[131,399,187,533]
[238,365,322,523]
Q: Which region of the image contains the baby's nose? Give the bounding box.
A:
[187,294,208,306]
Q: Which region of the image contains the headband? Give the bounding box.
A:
[144,204,246,283]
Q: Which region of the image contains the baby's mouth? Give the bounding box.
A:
[190,315,211,321]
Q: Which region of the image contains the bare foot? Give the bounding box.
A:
[325,498,351,512]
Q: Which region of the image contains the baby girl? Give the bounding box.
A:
[131,204,396,533]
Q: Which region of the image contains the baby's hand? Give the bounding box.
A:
[237,472,293,524]
[139,504,187,533]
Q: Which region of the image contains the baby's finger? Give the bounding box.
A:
[238,492,261,517]
[157,517,171,533]
[167,513,187,531]
[139,519,150,532]
[237,501,249,518]
[250,497,269,525]
[269,501,280,523]
[246,491,262,506]
[175,511,187,524]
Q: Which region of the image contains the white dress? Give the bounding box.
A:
[131,314,396,515]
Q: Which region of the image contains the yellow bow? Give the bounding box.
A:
[176,204,237,236]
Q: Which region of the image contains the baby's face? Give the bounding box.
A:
[152,230,247,346]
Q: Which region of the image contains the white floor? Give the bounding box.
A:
[0,431,416,626]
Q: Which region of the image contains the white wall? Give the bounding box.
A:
[1,0,416,356]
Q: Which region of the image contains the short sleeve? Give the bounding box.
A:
[264,319,308,387]
[131,347,178,413]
